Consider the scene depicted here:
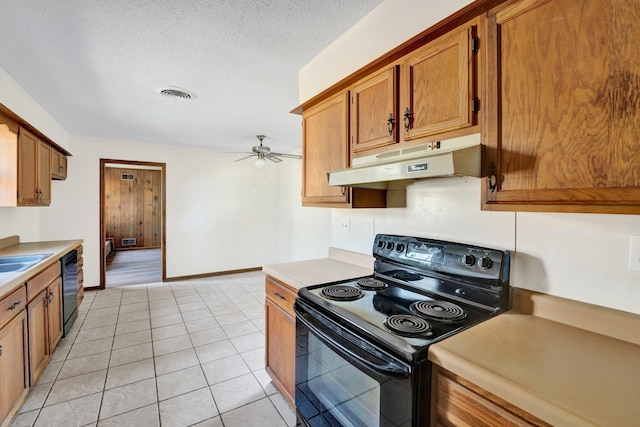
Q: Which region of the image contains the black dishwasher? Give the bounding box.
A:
[61,250,78,336]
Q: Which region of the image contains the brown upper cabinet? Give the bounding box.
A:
[349,18,482,160]
[350,66,399,155]
[17,127,52,206]
[50,148,67,180]
[0,105,70,207]
[482,0,640,214]
[400,18,480,146]
[302,91,387,208]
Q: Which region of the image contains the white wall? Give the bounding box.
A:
[302,0,640,315]
[37,136,331,287]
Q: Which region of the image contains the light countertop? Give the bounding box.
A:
[428,288,640,427]
[262,247,373,291]
[0,236,83,299]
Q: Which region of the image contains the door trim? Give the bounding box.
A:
[99,159,167,289]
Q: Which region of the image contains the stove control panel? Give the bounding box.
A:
[373,234,508,281]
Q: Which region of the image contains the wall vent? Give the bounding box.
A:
[121,174,135,180]
[121,238,137,246]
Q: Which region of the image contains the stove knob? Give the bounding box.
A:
[462,253,476,267]
[386,242,395,250]
[478,256,493,270]
[377,240,385,248]
[396,243,405,253]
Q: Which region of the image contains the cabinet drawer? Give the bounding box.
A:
[265,277,296,318]
[26,262,61,301]
[0,286,27,329]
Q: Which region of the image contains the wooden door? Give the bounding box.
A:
[351,65,398,155]
[302,91,351,206]
[17,128,38,205]
[401,21,478,143]
[37,141,51,206]
[0,311,29,424]
[27,290,49,385]
[265,298,295,405]
[47,278,63,351]
[483,0,640,213]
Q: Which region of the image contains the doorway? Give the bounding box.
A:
[99,159,166,289]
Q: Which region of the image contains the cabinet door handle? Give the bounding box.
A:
[387,113,395,136]
[403,108,411,131]
[7,301,22,311]
[0,345,3,356]
[273,292,286,300]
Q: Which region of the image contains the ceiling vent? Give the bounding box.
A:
[157,86,197,100]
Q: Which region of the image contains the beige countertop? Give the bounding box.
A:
[429,288,640,427]
[262,247,373,290]
[0,236,83,299]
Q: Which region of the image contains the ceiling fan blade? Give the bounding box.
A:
[265,154,283,163]
[234,154,256,162]
[270,152,302,159]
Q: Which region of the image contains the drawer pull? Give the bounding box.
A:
[0,345,2,356]
[273,292,286,300]
[7,301,22,311]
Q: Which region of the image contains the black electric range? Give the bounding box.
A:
[294,234,511,427]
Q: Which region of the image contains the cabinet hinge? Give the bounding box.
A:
[472,36,480,53]
[472,97,480,113]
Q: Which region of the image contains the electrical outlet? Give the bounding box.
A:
[365,218,375,235]
[629,235,640,272]
[339,217,350,234]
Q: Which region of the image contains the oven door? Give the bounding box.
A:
[294,299,414,427]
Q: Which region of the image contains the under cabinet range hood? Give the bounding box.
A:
[328,134,481,190]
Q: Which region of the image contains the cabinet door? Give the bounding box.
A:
[0,311,29,424]
[27,290,49,385]
[302,91,351,206]
[51,149,67,180]
[37,141,52,206]
[17,128,38,205]
[351,66,398,155]
[47,278,63,350]
[483,0,640,213]
[265,298,295,406]
[401,22,478,143]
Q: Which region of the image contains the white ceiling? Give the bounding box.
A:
[0,0,384,153]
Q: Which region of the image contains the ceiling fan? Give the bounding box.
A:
[234,135,302,168]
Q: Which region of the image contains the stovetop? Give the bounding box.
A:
[296,234,511,363]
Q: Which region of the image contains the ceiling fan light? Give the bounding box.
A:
[254,158,265,168]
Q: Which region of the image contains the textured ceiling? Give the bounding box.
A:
[0,0,384,152]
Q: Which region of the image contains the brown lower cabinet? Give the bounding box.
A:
[0,292,29,427]
[264,276,296,406]
[432,366,551,427]
[27,276,63,385]
[0,257,67,427]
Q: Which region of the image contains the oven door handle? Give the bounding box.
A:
[295,303,410,379]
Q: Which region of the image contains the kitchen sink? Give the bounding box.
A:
[0,253,53,273]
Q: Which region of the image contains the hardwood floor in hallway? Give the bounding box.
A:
[106,248,162,287]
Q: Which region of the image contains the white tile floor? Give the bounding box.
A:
[11,271,296,427]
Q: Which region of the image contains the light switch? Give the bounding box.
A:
[629,236,640,272]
